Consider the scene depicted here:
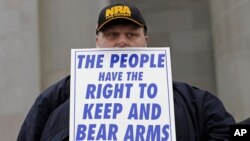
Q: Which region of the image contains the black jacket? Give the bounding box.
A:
[17,76,235,141]
[238,117,250,125]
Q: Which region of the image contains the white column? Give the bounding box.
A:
[0,0,40,140]
[210,0,250,121]
[129,0,216,94]
[39,0,108,89]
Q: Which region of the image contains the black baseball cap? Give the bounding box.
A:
[96,2,147,32]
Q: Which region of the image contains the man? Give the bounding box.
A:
[17,2,235,141]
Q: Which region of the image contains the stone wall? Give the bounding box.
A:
[127,0,216,93]
[210,0,250,121]
[0,0,40,140]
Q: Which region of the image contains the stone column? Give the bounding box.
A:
[39,0,108,89]
[210,0,250,121]
[0,0,40,140]
[127,0,216,93]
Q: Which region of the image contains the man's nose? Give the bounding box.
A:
[115,35,128,47]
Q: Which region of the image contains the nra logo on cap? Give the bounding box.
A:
[105,6,131,19]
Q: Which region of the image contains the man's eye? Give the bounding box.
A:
[127,33,137,38]
[128,33,133,37]
[108,33,118,37]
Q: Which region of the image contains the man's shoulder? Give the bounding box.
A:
[172,81,219,103]
[36,75,71,108]
[40,75,70,96]
[45,75,70,91]
[173,81,207,95]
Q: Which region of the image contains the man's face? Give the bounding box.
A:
[96,23,148,48]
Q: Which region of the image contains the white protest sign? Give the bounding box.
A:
[70,48,176,141]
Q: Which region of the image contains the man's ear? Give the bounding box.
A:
[96,35,100,47]
[145,36,148,42]
[145,36,148,47]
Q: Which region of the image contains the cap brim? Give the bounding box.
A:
[96,17,145,31]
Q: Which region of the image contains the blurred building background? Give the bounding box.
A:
[0,0,249,140]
